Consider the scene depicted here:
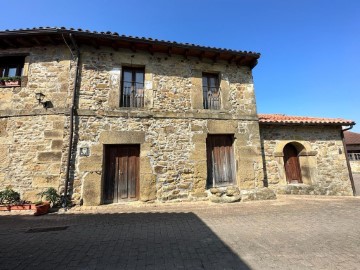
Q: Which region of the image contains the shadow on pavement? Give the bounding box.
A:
[0,212,250,269]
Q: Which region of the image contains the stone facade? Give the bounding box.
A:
[260,125,353,195]
[0,30,354,205]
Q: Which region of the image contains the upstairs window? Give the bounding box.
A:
[0,56,24,87]
[121,67,145,108]
[202,73,220,110]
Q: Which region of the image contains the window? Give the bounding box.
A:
[0,56,24,87]
[120,67,145,108]
[202,73,220,109]
[348,152,360,161]
[0,56,24,77]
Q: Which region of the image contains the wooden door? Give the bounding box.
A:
[104,145,140,203]
[206,135,235,186]
[283,144,302,184]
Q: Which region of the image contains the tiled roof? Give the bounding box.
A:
[0,26,260,57]
[258,114,355,126]
[344,131,360,145]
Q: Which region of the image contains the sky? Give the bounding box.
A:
[3,0,360,131]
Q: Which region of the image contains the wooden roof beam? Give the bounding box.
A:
[130,42,136,53]
[228,55,236,64]
[183,49,189,59]
[45,36,57,45]
[111,41,119,51]
[148,45,154,55]
[90,39,100,50]
[236,56,246,66]
[16,38,33,47]
[3,39,18,48]
[198,51,205,61]
[167,47,172,57]
[31,37,42,46]
[212,53,220,63]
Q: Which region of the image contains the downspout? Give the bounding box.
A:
[63,33,80,208]
[341,124,356,196]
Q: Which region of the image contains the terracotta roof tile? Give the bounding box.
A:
[344,131,360,145]
[258,114,355,126]
[0,27,260,57]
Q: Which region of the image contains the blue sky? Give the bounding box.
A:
[4,0,360,131]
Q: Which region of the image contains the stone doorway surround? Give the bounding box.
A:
[273,140,316,186]
[81,131,155,206]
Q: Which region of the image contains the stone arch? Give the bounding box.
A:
[274,140,312,156]
[273,140,315,186]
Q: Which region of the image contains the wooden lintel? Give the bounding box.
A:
[3,39,17,48]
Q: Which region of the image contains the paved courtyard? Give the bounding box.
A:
[353,173,360,196]
[0,195,360,270]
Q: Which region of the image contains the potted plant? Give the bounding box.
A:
[33,201,51,216]
[35,187,61,215]
[1,76,21,87]
[0,186,34,211]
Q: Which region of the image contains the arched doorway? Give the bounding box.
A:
[283,143,302,184]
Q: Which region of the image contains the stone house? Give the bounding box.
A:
[0,27,355,205]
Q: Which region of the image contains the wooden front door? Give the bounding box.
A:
[103,145,140,203]
[283,144,302,184]
[206,135,235,187]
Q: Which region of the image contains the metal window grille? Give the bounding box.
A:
[202,73,220,110]
[121,81,144,108]
[121,68,144,108]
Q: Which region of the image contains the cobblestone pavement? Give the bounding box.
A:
[1,195,360,270]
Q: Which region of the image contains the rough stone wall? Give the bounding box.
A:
[0,115,67,201]
[74,117,264,205]
[350,161,360,173]
[260,125,353,195]
[0,46,73,201]
[77,46,256,115]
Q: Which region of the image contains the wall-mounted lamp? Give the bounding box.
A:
[35,92,51,109]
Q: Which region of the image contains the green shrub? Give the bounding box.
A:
[37,187,61,207]
[0,187,20,205]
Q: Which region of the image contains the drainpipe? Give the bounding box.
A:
[341,124,356,196]
[63,33,80,208]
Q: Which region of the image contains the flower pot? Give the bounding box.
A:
[0,205,10,211]
[4,80,20,86]
[10,204,35,210]
[34,202,50,216]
